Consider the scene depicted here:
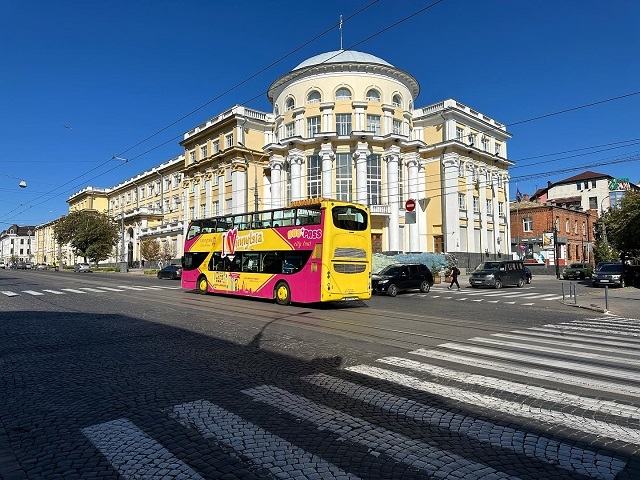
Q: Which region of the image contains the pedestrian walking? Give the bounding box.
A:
[448,265,461,291]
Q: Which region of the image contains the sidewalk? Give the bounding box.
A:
[558,280,640,316]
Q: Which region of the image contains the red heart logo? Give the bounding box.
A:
[223,229,238,257]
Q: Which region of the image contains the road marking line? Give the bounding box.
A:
[79,287,107,293]
[96,287,125,292]
[417,344,640,383]
[540,324,640,337]
[376,357,640,419]
[492,333,640,356]
[528,327,640,345]
[117,286,148,290]
[242,385,512,479]
[568,320,640,331]
[61,288,87,294]
[346,365,640,445]
[22,290,44,296]
[521,303,535,305]
[411,349,640,397]
[1,291,20,296]
[302,373,627,480]
[81,418,204,480]
[42,289,65,295]
[170,400,359,479]
[542,296,563,300]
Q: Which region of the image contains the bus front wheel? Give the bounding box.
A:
[275,281,291,306]
[197,275,209,294]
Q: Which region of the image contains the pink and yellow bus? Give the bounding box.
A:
[181,198,371,305]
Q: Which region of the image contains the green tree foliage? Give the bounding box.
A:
[602,190,640,257]
[54,211,119,264]
[160,241,175,262]
[140,238,161,262]
[592,237,617,264]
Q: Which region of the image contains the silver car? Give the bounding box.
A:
[73,263,92,273]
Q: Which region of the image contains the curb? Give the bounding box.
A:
[559,300,608,314]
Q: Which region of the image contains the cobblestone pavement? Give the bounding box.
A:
[1,300,640,478]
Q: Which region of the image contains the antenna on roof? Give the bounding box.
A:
[339,15,343,50]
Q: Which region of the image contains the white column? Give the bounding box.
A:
[288,149,305,201]
[294,111,304,137]
[182,189,189,237]
[269,155,285,209]
[418,159,427,252]
[384,146,401,252]
[405,152,420,252]
[503,174,512,258]
[353,142,370,206]
[193,177,201,219]
[231,159,247,214]
[465,160,475,253]
[479,167,488,254]
[205,174,212,218]
[490,169,500,254]
[319,143,334,199]
[442,152,460,252]
[382,105,394,136]
[218,170,225,215]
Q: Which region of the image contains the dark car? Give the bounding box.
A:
[591,263,627,288]
[469,260,527,289]
[371,263,433,297]
[157,264,182,280]
[562,262,593,280]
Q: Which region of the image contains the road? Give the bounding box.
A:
[0,269,639,479]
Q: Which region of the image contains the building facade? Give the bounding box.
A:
[180,50,513,261]
[0,224,36,266]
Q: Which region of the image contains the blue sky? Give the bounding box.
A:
[2,0,639,228]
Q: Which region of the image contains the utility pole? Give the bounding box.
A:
[553,226,560,279]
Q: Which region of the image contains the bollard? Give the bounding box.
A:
[573,283,577,304]
[562,283,565,301]
[605,285,609,311]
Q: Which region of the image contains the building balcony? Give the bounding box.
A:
[370,204,390,216]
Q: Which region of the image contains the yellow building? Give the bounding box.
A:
[180,50,513,260]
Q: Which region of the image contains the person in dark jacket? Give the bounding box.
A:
[447,265,461,291]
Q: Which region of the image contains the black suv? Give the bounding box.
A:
[372,263,434,297]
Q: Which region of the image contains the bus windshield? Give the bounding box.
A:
[332,205,368,231]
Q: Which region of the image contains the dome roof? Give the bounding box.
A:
[293,50,393,70]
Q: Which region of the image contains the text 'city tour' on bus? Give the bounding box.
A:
[181,198,372,305]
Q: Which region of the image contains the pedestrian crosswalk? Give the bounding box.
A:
[81,315,640,479]
[0,284,181,297]
[404,285,564,306]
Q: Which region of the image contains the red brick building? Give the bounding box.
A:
[510,196,598,266]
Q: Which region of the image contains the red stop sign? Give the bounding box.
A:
[405,199,416,212]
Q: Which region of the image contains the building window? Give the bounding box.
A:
[365,89,380,102]
[486,199,493,214]
[189,151,195,164]
[189,206,195,220]
[212,201,220,216]
[200,145,207,160]
[393,119,402,135]
[335,87,351,100]
[458,193,466,210]
[498,201,504,217]
[165,178,171,191]
[482,136,489,151]
[367,154,382,205]
[589,196,598,210]
[473,196,480,213]
[497,175,503,188]
[582,221,586,235]
[148,184,154,197]
[126,192,131,204]
[213,140,219,154]
[225,133,233,149]
[285,122,295,138]
[574,220,578,234]
[470,165,477,183]
[285,97,294,111]
[225,198,232,214]
[576,182,581,191]
[458,162,465,178]
[336,114,351,135]
[200,204,206,218]
[366,114,381,135]
[173,174,180,188]
[306,116,321,137]
[172,196,180,211]
[495,142,501,156]
[306,155,321,197]
[335,153,352,201]
[591,180,597,188]
[190,182,196,194]
[456,126,464,141]
[523,217,533,232]
[392,94,402,108]
[468,133,477,147]
[139,187,145,200]
[307,90,321,104]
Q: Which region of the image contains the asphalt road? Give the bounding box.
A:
[1,269,639,479]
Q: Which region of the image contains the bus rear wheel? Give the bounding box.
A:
[275,281,291,306]
[197,275,208,294]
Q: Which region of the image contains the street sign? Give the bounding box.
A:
[405,199,415,212]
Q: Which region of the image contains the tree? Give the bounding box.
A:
[140,238,161,263]
[592,237,617,264]
[602,190,640,258]
[54,211,119,264]
[161,240,176,263]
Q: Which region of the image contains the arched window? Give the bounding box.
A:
[335,88,351,101]
[366,89,380,102]
[307,90,321,104]
[392,94,402,108]
[285,97,295,111]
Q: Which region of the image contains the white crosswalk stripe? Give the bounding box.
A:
[1,291,20,296]
[22,290,44,295]
[61,288,87,294]
[79,287,108,293]
[420,287,565,305]
[0,284,181,297]
[42,289,66,295]
[169,400,359,479]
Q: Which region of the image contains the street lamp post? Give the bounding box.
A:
[238,142,265,212]
[600,196,610,243]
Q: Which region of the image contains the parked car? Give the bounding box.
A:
[562,262,593,280]
[591,263,627,288]
[371,263,433,296]
[157,264,182,280]
[35,263,48,270]
[469,260,527,289]
[524,266,532,284]
[73,263,92,273]
[0,261,5,269]
[16,262,27,270]
[25,262,33,269]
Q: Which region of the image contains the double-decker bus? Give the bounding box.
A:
[181,198,371,305]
